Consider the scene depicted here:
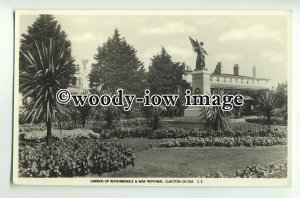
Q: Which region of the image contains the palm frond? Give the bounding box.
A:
[201,106,232,131]
[20,38,74,123]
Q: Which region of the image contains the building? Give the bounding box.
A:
[68,59,90,95]
[183,62,272,117]
[183,62,271,94]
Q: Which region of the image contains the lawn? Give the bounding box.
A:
[101,138,287,177]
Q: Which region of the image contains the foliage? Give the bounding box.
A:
[19,14,75,87]
[275,82,288,122]
[201,171,224,178]
[147,47,190,94]
[199,159,287,178]
[147,106,165,130]
[141,106,165,130]
[74,104,92,128]
[158,136,286,148]
[88,88,121,129]
[91,127,151,139]
[254,91,280,129]
[141,106,153,122]
[232,105,243,119]
[245,117,287,126]
[275,82,287,105]
[19,140,135,177]
[89,29,147,95]
[100,105,120,129]
[234,159,287,178]
[20,38,75,145]
[90,127,287,139]
[19,15,75,145]
[164,95,186,117]
[19,129,100,143]
[201,106,232,131]
[19,124,46,133]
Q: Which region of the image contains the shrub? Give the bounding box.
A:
[198,159,287,178]
[92,127,152,139]
[235,159,287,178]
[147,106,165,130]
[19,124,46,133]
[19,129,100,143]
[201,106,232,131]
[200,171,224,178]
[19,139,135,177]
[158,136,286,148]
[246,117,287,126]
[90,127,287,140]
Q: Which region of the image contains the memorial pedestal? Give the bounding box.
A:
[191,69,211,95]
[184,106,206,117]
[184,69,211,117]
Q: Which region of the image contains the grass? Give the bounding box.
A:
[100,138,287,178]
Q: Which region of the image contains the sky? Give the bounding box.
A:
[18,12,290,84]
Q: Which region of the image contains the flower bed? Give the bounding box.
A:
[19,124,46,133]
[19,129,100,143]
[91,127,151,139]
[20,127,287,146]
[19,139,135,177]
[245,117,287,126]
[234,159,287,178]
[200,158,287,178]
[91,127,287,139]
[158,136,286,148]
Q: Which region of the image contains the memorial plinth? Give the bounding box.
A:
[184,69,211,117]
[191,69,211,95]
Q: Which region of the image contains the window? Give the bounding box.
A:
[72,77,77,86]
[79,77,82,86]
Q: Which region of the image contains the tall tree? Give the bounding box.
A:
[19,15,75,145]
[147,47,189,94]
[275,82,288,121]
[19,15,74,87]
[20,39,75,145]
[89,29,147,96]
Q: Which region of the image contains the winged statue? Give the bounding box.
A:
[189,37,208,70]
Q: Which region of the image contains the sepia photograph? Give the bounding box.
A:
[13,10,291,186]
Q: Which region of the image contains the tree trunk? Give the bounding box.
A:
[59,122,62,140]
[82,118,86,128]
[46,119,52,145]
[267,113,271,132]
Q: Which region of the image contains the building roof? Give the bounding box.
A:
[211,73,270,81]
[210,83,270,90]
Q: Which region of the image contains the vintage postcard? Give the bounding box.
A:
[13,10,292,186]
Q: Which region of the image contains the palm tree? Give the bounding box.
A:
[202,106,232,131]
[19,38,75,145]
[142,105,167,130]
[254,91,279,130]
[78,105,91,128]
[101,105,120,129]
[89,88,120,129]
